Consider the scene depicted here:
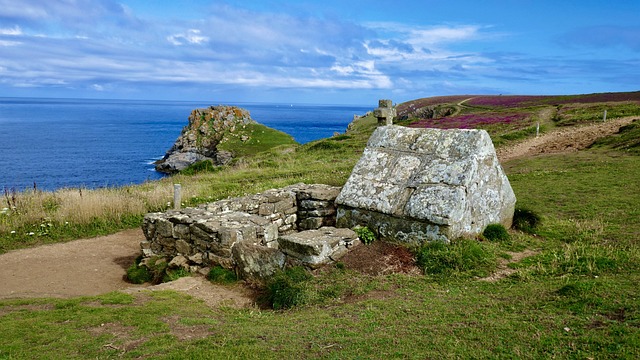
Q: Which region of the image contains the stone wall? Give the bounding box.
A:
[140,183,352,280]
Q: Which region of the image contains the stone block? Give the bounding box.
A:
[298,217,324,230]
[295,184,341,201]
[232,242,285,281]
[278,227,358,267]
[175,239,192,256]
[336,126,515,242]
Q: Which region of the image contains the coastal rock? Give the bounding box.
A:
[155,105,255,173]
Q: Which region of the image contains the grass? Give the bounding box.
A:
[1,96,639,358]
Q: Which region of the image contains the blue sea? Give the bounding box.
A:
[0,98,371,191]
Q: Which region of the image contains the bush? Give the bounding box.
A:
[415,239,497,277]
[512,207,541,233]
[126,257,152,284]
[265,267,312,310]
[207,266,238,284]
[353,226,376,245]
[483,224,510,241]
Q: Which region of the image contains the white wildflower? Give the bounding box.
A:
[10,230,16,234]
[28,232,35,236]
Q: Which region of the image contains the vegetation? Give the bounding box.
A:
[482,223,510,242]
[207,266,238,284]
[264,266,312,310]
[415,239,498,278]
[353,226,376,245]
[0,92,639,358]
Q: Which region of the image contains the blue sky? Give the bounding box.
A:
[1,0,639,105]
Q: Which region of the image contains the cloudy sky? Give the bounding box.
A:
[1,0,639,104]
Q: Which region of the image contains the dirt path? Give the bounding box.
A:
[496,116,637,162]
[0,229,254,307]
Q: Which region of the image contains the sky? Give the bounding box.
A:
[1,0,639,105]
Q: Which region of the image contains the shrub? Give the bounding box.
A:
[207,266,238,284]
[415,239,497,277]
[483,224,510,241]
[126,257,152,284]
[512,207,541,233]
[265,266,312,310]
[353,226,376,245]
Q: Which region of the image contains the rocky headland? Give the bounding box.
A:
[155,105,256,173]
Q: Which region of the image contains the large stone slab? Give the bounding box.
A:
[335,125,516,243]
[278,227,360,267]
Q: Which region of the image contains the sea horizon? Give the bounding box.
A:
[0,97,372,192]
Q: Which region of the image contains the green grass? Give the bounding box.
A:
[1,98,639,358]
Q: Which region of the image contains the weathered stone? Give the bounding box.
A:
[175,239,192,255]
[262,223,279,244]
[168,255,189,270]
[299,199,333,209]
[232,242,285,281]
[298,217,324,230]
[278,227,358,268]
[335,126,516,242]
[295,184,342,201]
[188,253,204,264]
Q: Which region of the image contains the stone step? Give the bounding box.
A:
[278,227,360,267]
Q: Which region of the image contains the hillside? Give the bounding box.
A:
[1,92,639,359]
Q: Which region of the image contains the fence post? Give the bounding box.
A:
[173,184,182,210]
[536,122,540,137]
[603,109,607,122]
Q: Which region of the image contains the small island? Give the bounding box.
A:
[155,105,297,173]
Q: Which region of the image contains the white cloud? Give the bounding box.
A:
[167,29,209,45]
[0,26,22,35]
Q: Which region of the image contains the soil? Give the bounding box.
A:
[1,116,635,306]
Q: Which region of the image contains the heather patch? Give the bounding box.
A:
[408,112,531,130]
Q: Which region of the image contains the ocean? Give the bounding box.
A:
[0,98,371,191]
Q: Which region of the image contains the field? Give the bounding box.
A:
[0,92,639,359]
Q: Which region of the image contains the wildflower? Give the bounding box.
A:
[10,230,16,234]
[65,221,69,225]
[28,232,35,236]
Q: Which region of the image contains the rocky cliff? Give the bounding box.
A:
[155,105,256,173]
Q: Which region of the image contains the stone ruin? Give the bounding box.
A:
[140,106,516,281]
[141,184,360,281]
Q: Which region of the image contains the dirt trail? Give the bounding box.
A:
[496,116,637,162]
[0,116,635,303]
[0,229,254,307]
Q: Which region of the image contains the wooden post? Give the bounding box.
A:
[173,184,182,210]
[603,109,607,122]
[536,122,540,137]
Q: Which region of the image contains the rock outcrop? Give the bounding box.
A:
[155,105,255,173]
[335,125,516,243]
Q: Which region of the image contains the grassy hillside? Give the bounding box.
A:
[1,92,639,358]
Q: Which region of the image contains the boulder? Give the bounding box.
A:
[336,125,516,243]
